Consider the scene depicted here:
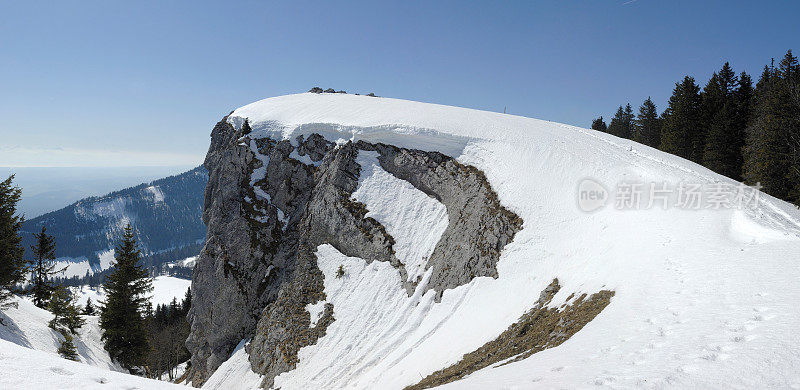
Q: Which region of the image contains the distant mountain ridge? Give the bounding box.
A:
[21,166,207,277]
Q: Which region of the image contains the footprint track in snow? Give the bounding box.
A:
[49,366,74,376]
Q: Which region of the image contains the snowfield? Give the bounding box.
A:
[73,275,191,307]
[0,297,120,371]
[0,277,191,388]
[351,150,449,283]
[53,248,117,279]
[0,339,183,389]
[0,297,183,389]
[217,93,800,389]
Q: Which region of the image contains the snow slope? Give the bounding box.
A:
[351,150,449,283]
[168,255,198,268]
[203,340,263,390]
[73,275,191,307]
[0,296,121,371]
[216,93,800,389]
[0,295,191,389]
[0,338,183,389]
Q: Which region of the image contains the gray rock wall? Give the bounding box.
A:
[187,116,523,387]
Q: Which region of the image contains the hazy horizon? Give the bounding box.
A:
[1,165,197,218]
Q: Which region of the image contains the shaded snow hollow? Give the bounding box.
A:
[216,93,800,389]
[351,150,449,283]
[0,297,184,389]
[0,279,191,388]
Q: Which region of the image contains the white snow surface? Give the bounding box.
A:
[146,185,166,203]
[0,296,183,389]
[168,255,197,268]
[182,256,198,267]
[74,197,135,231]
[219,93,800,389]
[0,296,120,371]
[54,256,93,278]
[97,248,115,270]
[305,300,326,328]
[202,340,263,390]
[53,249,117,279]
[351,150,449,282]
[0,338,183,390]
[72,276,191,307]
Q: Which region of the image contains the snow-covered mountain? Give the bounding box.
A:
[185,92,800,389]
[21,167,207,278]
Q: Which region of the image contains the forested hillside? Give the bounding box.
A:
[20,167,207,274]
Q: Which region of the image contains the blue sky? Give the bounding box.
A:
[1,0,798,167]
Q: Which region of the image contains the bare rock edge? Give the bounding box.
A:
[186,115,524,387]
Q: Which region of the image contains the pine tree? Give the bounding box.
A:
[57,332,80,361]
[100,225,153,371]
[634,97,662,147]
[702,63,747,180]
[744,51,800,202]
[83,297,96,316]
[734,71,755,177]
[240,118,252,136]
[29,226,62,308]
[0,175,26,308]
[779,50,800,203]
[183,287,191,311]
[607,104,634,139]
[660,76,702,161]
[744,65,785,195]
[48,285,85,334]
[591,116,607,132]
[607,106,624,137]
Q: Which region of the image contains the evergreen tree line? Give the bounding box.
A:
[592,50,800,205]
[145,289,192,380]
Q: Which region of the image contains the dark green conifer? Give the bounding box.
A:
[702,63,746,180]
[57,332,80,361]
[591,116,607,132]
[30,226,62,308]
[778,51,800,203]
[608,104,634,139]
[660,76,702,160]
[99,225,153,371]
[241,118,252,136]
[744,51,800,202]
[83,297,96,316]
[634,97,662,147]
[0,175,26,308]
[48,285,85,334]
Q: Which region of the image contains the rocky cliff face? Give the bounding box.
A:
[186,116,522,387]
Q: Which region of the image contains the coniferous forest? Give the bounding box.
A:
[592,50,800,205]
